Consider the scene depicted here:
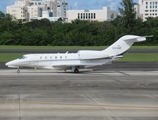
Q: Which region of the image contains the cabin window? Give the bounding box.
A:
[40,56,42,59]
[19,56,27,59]
[19,56,23,59]
[55,56,57,59]
[45,56,47,59]
[60,56,62,59]
[50,56,52,59]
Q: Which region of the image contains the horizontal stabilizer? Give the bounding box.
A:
[124,36,146,42]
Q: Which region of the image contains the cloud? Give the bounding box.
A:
[70,0,107,10]
[107,0,113,2]
[74,2,78,7]
[1,0,137,13]
[109,1,119,10]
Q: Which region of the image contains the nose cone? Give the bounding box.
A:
[5,61,19,68]
[5,61,12,66]
[5,62,9,66]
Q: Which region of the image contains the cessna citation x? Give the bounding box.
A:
[6,35,148,73]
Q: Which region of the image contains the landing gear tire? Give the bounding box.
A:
[17,69,20,74]
[74,69,79,73]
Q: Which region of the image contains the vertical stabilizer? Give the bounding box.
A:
[102,35,146,56]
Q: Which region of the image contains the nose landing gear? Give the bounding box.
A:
[17,69,20,74]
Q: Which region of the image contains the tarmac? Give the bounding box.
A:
[1,46,158,119]
[0,68,158,120]
[1,42,158,119]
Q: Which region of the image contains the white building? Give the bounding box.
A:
[137,0,158,21]
[134,3,141,18]
[6,0,68,21]
[66,7,117,23]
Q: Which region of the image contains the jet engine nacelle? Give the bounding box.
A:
[78,50,108,60]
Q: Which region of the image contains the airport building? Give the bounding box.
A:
[6,0,68,22]
[136,0,158,21]
[66,7,117,23]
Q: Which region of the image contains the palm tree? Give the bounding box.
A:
[118,0,136,28]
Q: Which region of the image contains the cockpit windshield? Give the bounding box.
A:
[19,56,27,59]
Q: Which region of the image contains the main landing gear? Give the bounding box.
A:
[74,68,79,73]
[72,67,79,73]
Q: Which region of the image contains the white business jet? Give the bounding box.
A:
[5,35,147,73]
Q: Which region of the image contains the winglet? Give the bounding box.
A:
[144,35,154,38]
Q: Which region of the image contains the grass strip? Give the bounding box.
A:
[0,53,24,62]
[0,53,158,62]
[0,46,107,50]
[116,53,158,62]
[0,46,158,50]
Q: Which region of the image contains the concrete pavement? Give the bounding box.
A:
[0,69,158,120]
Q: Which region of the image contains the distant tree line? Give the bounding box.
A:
[0,0,157,46]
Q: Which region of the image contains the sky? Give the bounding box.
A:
[0,0,138,13]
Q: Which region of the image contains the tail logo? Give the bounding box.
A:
[113,45,121,50]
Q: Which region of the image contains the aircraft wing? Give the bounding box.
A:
[53,63,104,67]
[51,55,122,69]
[43,62,104,70]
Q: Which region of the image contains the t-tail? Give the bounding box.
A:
[102,35,147,57]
